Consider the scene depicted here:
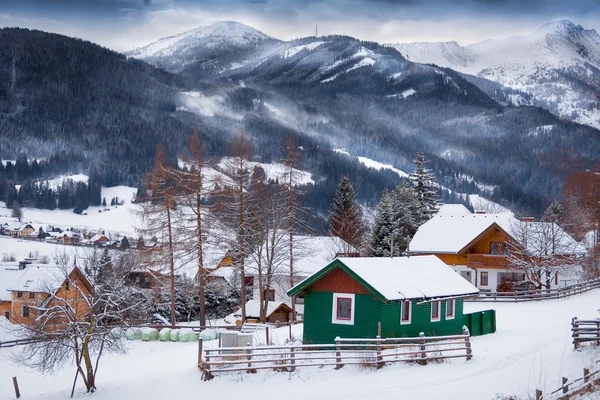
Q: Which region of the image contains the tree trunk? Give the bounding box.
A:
[239,159,246,323]
[166,202,176,325]
[196,191,206,327]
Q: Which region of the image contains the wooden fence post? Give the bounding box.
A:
[335,337,343,369]
[419,332,427,365]
[247,343,256,373]
[562,377,569,394]
[462,326,472,361]
[596,321,600,346]
[197,337,203,367]
[266,326,270,346]
[12,377,20,399]
[572,317,579,349]
[289,346,296,372]
[203,350,212,381]
[535,389,542,400]
[376,336,383,369]
[584,368,590,383]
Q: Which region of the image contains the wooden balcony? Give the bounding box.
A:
[467,254,508,268]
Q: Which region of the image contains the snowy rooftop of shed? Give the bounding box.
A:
[233,300,291,319]
[289,255,479,301]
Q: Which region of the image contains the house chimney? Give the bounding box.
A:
[521,217,535,223]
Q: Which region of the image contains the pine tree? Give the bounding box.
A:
[390,182,421,254]
[542,200,562,223]
[328,177,366,253]
[409,152,438,224]
[370,189,394,257]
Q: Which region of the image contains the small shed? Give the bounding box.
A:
[234,300,293,324]
[287,255,480,344]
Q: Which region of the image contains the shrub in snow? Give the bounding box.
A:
[141,327,159,341]
[199,329,217,341]
[170,329,180,342]
[159,328,172,342]
[125,327,142,341]
[179,328,197,342]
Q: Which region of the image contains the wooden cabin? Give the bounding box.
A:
[410,208,586,291]
[287,256,481,345]
[234,300,293,324]
[7,265,93,328]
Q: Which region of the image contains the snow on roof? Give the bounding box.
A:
[334,255,479,300]
[436,204,472,216]
[7,265,66,293]
[410,212,585,255]
[410,213,509,254]
[234,300,290,319]
[210,266,236,284]
[0,266,26,301]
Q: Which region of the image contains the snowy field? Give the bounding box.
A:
[0,184,141,236]
[2,291,600,399]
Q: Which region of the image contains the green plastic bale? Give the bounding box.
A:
[179,328,197,342]
[141,327,159,341]
[170,329,181,342]
[199,328,217,341]
[159,328,172,342]
[125,327,142,341]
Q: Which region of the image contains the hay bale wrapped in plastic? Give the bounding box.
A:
[125,327,142,341]
[170,329,181,342]
[159,328,172,342]
[198,328,217,341]
[110,327,125,339]
[178,328,197,342]
[141,327,159,341]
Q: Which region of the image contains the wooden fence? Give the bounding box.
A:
[572,317,600,349]
[534,367,600,399]
[468,279,600,303]
[198,326,472,380]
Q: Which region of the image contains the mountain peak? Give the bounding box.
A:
[536,19,582,36]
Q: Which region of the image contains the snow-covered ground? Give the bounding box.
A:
[0,184,140,236]
[2,291,600,399]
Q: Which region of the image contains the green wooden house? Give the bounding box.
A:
[287,255,486,344]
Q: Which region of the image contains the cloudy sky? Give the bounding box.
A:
[1,0,599,52]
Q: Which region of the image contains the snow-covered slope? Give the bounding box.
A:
[391,19,600,128]
[127,21,279,71]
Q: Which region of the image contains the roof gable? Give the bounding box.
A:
[288,255,479,301]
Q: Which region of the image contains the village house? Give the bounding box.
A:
[287,255,483,344]
[5,264,93,327]
[232,300,294,324]
[89,233,109,246]
[3,223,36,238]
[409,205,586,292]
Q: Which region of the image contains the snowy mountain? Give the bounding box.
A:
[127,21,279,72]
[392,20,600,128]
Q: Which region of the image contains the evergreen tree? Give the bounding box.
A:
[370,189,394,257]
[88,167,102,206]
[542,200,562,223]
[390,182,421,254]
[409,152,438,224]
[102,197,106,207]
[328,177,366,252]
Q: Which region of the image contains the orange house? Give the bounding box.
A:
[7,265,93,327]
[410,206,585,292]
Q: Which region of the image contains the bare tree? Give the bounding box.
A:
[219,131,254,323]
[11,200,22,222]
[506,216,584,290]
[135,148,180,325]
[13,250,144,395]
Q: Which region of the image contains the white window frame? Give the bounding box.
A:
[332,293,355,325]
[431,301,441,322]
[400,300,412,325]
[445,299,455,320]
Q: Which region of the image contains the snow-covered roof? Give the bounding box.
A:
[436,204,472,216]
[90,234,108,242]
[410,212,586,256]
[210,266,236,285]
[0,266,26,301]
[7,265,66,293]
[333,256,479,300]
[234,300,291,319]
[410,213,510,254]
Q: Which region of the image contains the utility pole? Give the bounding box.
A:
[315,24,318,38]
